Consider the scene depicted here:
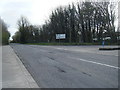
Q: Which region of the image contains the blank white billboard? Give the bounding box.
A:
[56,34,66,39]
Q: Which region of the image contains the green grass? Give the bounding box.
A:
[26,42,118,46]
[26,42,119,46]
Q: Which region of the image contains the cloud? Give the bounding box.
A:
[0,0,80,38]
[2,0,118,39]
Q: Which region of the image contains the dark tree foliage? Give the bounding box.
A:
[0,18,10,45]
[13,1,118,44]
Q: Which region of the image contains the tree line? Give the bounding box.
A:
[12,1,119,44]
[0,18,10,45]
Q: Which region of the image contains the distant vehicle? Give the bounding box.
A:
[104,37,111,40]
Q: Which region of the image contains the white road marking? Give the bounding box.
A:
[56,47,118,57]
[56,48,63,50]
[39,46,119,69]
[70,57,120,69]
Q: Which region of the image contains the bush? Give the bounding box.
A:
[2,30,10,45]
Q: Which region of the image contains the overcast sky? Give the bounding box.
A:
[0,0,80,39]
[0,0,119,39]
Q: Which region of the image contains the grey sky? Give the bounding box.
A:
[0,0,119,40]
[0,0,80,39]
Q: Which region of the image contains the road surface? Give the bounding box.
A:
[11,44,119,88]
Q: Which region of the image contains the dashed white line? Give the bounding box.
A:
[40,46,119,69]
[70,57,120,69]
[56,47,118,57]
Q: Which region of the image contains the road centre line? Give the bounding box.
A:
[36,46,118,69]
[55,47,118,57]
[70,57,120,70]
[55,47,119,69]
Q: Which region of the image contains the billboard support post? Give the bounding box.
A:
[56,34,66,43]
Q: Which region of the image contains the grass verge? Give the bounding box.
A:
[26,42,118,46]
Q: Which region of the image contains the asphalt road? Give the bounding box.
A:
[10,44,119,88]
